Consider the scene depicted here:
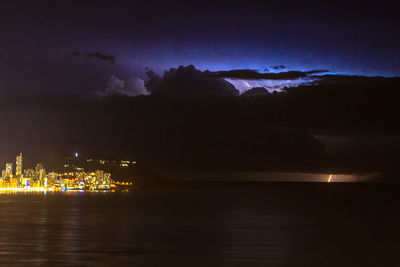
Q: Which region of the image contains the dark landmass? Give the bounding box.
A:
[62,157,168,189]
[0,73,399,183]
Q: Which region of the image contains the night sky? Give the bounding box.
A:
[1,0,400,173]
[2,3,400,263]
[1,0,400,95]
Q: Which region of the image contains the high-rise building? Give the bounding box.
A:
[5,163,13,178]
[35,163,46,185]
[35,163,44,173]
[16,153,23,176]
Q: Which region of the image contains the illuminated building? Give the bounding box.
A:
[47,172,58,187]
[76,172,85,185]
[22,169,35,187]
[96,170,104,183]
[120,160,135,167]
[3,163,13,178]
[36,163,46,187]
[62,178,75,189]
[0,153,124,191]
[24,169,35,178]
[16,153,23,176]
[35,163,44,173]
[104,172,111,184]
[10,178,18,188]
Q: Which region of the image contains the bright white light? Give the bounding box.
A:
[75,152,79,158]
[224,77,317,94]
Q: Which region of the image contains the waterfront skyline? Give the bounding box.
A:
[0,152,118,191]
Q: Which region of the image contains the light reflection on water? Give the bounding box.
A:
[230,172,380,182]
[159,171,380,183]
[0,184,399,266]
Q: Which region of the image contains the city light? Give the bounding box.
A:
[0,153,125,192]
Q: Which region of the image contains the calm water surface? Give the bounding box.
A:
[0,183,399,266]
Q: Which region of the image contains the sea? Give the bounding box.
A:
[0,183,399,266]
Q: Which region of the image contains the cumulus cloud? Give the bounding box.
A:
[98,75,149,97]
[145,65,239,96]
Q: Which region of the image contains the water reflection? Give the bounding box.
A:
[159,171,379,182]
[0,185,398,265]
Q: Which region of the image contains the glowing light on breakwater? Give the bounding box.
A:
[328,174,333,183]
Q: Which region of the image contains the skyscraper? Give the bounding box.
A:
[5,163,13,178]
[2,163,13,179]
[16,152,23,176]
[36,163,46,186]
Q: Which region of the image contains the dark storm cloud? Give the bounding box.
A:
[1,0,399,96]
[271,65,286,70]
[241,87,270,96]
[311,74,379,82]
[2,74,400,172]
[304,70,329,75]
[85,52,117,63]
[306,74,399,87]
[145,65,239,96]
[144,69,162,94]
[72,52,117,63]
[205,69,329,80]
